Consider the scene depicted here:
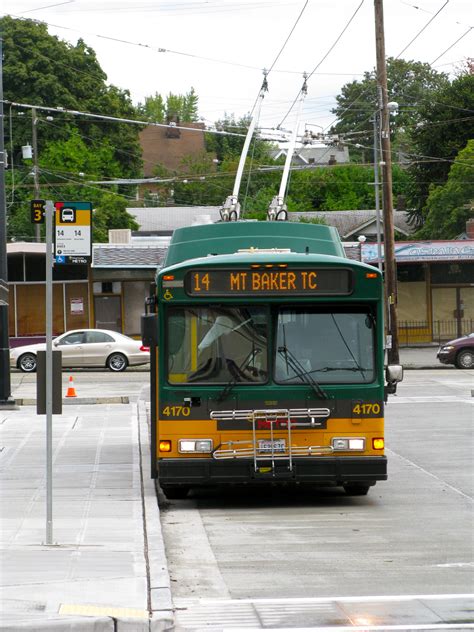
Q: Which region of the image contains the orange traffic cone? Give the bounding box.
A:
[65,376,77,398]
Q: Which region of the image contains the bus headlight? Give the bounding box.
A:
[178,439,213,453]
[332,437,365,451]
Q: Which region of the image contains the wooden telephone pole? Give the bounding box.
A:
[374,0,400,364]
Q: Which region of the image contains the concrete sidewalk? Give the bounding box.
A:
[0,401,173,631]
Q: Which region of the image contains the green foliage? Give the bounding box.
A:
[296,215,327,225]
[415,140,474,240]
[137,88,199,123]
[407,73,474,223]
[2,15,143,241]
[205,115,273,162]
[92,193,139,242]
[331,58,449,162]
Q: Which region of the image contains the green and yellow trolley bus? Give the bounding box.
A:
[142,221,403,499]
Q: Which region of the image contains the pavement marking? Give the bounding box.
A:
[59,603,148,618]
[175,594,474,629]
[388,396,473,404]
[193,594,474,606]
[224,626,474,631]
[386,449,473,502]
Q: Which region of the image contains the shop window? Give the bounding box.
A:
[25,255,45,281]
[8,255,23,282]
[431,262,474,284]
[397,264,425,282]
[53,264,88,281]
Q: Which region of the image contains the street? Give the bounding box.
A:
[6,367,474,630]
[160,370,474,628]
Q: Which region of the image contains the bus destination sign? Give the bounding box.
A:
[185,268,352,296]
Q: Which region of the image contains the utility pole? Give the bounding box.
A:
[0,36,14,407]
[373,89,383,273]
[374,0,400,365]
[32,107,41,242]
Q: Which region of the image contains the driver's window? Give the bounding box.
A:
[59,332,85,345]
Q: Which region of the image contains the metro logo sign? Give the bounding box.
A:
[54,201,92,265]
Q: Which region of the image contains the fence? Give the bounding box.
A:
[398,320,474,345]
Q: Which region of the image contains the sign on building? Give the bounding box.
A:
[54,201,92,264]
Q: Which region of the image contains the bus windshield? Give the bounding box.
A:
[275,308,375,384]
[167,306,268,384]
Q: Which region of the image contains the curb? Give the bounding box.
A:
[13,396,130,406]
[137,400,174,631]
[0,616,115,631]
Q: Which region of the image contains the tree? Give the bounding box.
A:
[414,140,474,240]
[330,58,449,162]
[2,15,143,240]
[205,114,272,162]
[2,16,142,175]
[137,88,199,122]
[407,73,474,224]
[92,193,139,243]
[6,130,138,242]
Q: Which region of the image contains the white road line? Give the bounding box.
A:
[225,626,474,631]
[386,448,473,502]
[388,396,473,404]
[197,593,474,606]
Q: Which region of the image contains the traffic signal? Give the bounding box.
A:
[31,199,46,224]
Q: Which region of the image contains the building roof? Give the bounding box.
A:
[270,146,350,164]
[127,207,414,238]
[7,242,46,254]
[92,244,167,269]
[289,210,414,238]
[127,206,221,232]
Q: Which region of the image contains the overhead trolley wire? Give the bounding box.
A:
[278,0,366,128]
[396,0,451,58]
[7,13,364,78]
[430,27,473,65]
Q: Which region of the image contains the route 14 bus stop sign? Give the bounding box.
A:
[54,202,92,264]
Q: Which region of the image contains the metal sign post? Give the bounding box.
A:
[45,200,54,545]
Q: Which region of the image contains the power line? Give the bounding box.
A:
[278,0,366,128]
[431,27,473,65]
[396,0,451,59]
[7,13,364,79]
[267,0,309,74]
[3,99,247,137]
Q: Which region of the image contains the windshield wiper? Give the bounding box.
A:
[217,345,262,402]
[330,314,368,381]
[277,346,328,400]
[316,366,371,373]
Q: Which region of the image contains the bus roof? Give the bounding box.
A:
[164,221,345,268]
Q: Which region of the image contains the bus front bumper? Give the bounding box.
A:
[157,456,387,486]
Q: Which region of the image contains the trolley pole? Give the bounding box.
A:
[374,0,400,364]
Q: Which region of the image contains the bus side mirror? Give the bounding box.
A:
[385,364,403,399]
[141,313,158,348]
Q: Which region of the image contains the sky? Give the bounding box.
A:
[3,0,473,136]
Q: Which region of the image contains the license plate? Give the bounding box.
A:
[258,439,286,453]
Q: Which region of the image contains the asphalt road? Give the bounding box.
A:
[158,369,473,628]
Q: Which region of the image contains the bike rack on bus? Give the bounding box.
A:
[210,408,334,473]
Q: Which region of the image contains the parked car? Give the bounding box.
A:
[10,329,150,373]
[437,333,474,369]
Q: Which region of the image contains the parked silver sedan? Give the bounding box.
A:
[10,329,150,373]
